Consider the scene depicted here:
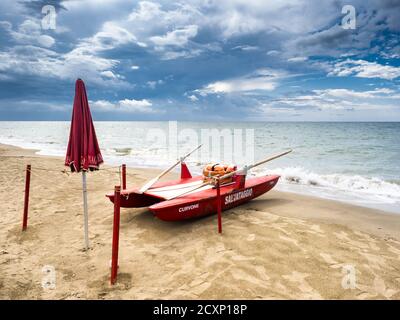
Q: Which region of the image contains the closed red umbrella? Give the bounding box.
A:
[65,79,103,172]
[65,78,103,249]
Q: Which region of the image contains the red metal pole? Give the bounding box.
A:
[22,164,31,231]
[110,185,121,285]
[216,179,222,234]
[121,164,126,190]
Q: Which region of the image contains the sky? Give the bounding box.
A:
[0,0,399,121]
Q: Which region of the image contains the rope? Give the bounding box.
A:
[25,168,120,192]
[119,165,122,187]
[33,167,72,175]
[23,164,125,186]
[98,166,122,172]
[11,165,123,174]
[1,164,126,191]
[25,168,59,185]
[5,164,127,226]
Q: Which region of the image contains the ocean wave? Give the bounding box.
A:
[256,166,400,203]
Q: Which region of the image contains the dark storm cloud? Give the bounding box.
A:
[19,0,68,16]
[0,0,399,120]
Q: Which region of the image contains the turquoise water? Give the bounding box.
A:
[0,121,399,212]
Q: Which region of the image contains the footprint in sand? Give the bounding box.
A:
[189,278,206,288]
[271,223,291,236]
[272,281,292,298]
[230,254,255,262]
[215,242,225,253]
[254,266,270,282]
[334,231,351,242]
[190,281,211,296]
[373,276,398,299]
[358,276,399,299]
[368,242,380,251]
[251,210,280,224]
[358,251,390,271]
[247,234,255,241]
[306,224,326,238]
[387,244,400,258]
[279,235,299,247]
[279,235,306,253]
[282,271,322,299]
[353,231,380,251]
[240,215,267,226]
[334,231,369,249]
[319,253,342,269]
[231,268,270,288]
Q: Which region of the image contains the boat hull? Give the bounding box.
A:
[107,189,162,208]
[106,177,203,208]
[149,175,280,221]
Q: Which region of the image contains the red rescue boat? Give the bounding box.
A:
[106,148,291,222]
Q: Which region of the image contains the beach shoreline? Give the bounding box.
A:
[1,143,400,299]
[1,121,399,214]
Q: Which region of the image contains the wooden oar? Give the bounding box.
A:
[218,149,293,181]
[166,149,293,200]
[139,144,202,193]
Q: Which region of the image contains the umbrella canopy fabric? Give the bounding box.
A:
[65,79,103,172]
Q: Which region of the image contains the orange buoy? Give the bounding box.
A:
[202,163,237,184]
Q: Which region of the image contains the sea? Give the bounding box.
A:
[0,121,399,213]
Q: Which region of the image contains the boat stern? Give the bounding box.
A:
[106,188,163,208]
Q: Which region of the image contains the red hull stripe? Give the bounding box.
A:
[150,175,280,221]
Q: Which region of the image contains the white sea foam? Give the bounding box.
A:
[255,166,400,211]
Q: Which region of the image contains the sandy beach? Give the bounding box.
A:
[0,143,400,300]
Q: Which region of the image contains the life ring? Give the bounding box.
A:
[202,163,237,183]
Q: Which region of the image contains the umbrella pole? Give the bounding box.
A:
[82,171,89,250]
[22,164,31,231]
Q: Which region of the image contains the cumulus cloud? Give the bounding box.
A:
[287,25,359,57]
[328,60,400,80]
[128,1,201,27]
[0,18,139,86]
[146,79,164,89]
[74,21,143,53]
[149,24,207,59]
[208,0,339,38]
[37,35,55,48]
[100,70,118,79]
[1,0,400,120]
[187,94,198,101]
[232,45,259,51]
[158,48,204,60]
[263,87,398,111]
[0,19,55,48]
[150,25,198,47]
[197,68,285,94]
[266,50,280,56]
[313,88,395,99]
[128,1,164,22]
[0,44,129,87]
[90,99,115,111]
[287,57,308,62]
[91,98,154,113]
[119,98,153,112]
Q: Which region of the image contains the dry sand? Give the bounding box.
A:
[0,143,400,300]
